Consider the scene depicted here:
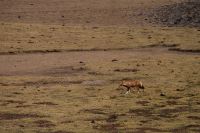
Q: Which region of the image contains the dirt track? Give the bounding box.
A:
[0,0,200,133]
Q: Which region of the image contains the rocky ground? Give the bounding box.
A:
[149,0,200,27]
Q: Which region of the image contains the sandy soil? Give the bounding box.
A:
[0,0,200,133]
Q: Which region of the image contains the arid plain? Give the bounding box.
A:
[0,0,200,133]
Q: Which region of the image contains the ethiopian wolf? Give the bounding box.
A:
[119,80,145,94]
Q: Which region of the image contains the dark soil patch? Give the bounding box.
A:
[114,68,139,72]
[136,101,149,106]
[34,120,56,128]
[140,43,200,54]
[16,105,32,108]
[129,106,192,119]
[0,112,46,120]
[0,83,9,86]
[87,71,110,76]
[106,114,118,122]
[81,108,107,115]
[168,48,200,53]
[0,48,134,55]
[140,120,151,124]
[85,87,96,91]
[128,108,153,117]
[43,66,87,76]
[1,100,25,105]
[111,59,118,62]
[100,123,121,131]
[166,100,178,105]
[158,106,189,118]
[0,103,9,106]
[51,131,75,133]
[25,80,57,86]
[2,49,62,55]
[166,96,182,100]
[142,43,179,48]
[3,79,83,87]
[149,0,200,27]
[170,124,200,132]
[93,123,122,132]
[84,117,105,122]
[133,127,168,133]
[12,92,23,95]
[187,116,200,120]
[60,120,74,124]
[68,81,83,84]
[33,102,58,106]
[109,95,117,99]
[37,131,74,133]
[82,80,107,86]
[160,92,166,97]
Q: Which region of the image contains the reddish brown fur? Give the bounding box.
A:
[119,80,144,93]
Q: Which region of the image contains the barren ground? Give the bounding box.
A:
[0,0,200,133]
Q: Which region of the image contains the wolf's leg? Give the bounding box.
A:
[125,87,130,94]
[142,88,144,92]
[137,87,140,94]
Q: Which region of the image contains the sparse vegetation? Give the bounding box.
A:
[0,0,200,132]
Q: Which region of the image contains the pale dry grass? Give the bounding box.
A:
[0,23,200,54]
